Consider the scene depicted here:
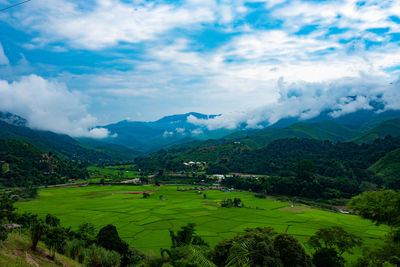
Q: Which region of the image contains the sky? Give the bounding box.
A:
[0,0,400,138]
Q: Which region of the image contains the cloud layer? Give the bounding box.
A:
[0,74,110,138]
[188,76,400,130]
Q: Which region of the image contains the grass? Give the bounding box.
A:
[87,165,139,180]
[15,185,389,264]
[0,233,81,267]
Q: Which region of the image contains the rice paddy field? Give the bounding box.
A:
[15,185,389,263]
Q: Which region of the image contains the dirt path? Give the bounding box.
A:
[124,186,161,195]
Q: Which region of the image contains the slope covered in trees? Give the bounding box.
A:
[0,139,88,187]
[136,136,400,200]
[0,120,140,164]
[369,148,400,190]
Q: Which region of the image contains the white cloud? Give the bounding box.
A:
[0,75,110,138]
[191,128,204,135]
[9,0,216,50]
[189,76,400,130]
[0,43,9,65]
[163,130,174,137]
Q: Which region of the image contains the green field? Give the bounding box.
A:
[87,165,139,181]
[15,185,388,262]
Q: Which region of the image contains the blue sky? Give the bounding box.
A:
[0,0,400,137]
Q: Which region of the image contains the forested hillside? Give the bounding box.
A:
[0,119,139,164]
[0,139,88,187]
[136,136,400,200]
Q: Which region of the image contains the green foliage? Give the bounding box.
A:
[97,224,144,266]
[76,222,96,244]
[307,226,362,256]
[65,239,86,262]
[353,118,400,144]
[29,219,47,251]
[136,136,400,200]
[0,139,88,187]
[84,244,121,267]
[347,190,400,226]
[369,148,400,189]
[273,233,313,267]
[44,226,67,259]
[0,193,15,223]
[143,192,150,198]
[0,226,8,242]
[170,223,208,248]
[45,213,61,227]
[220,198,243,208]
[213,227,282,267]
[312,247,344,267]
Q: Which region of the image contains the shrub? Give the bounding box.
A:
[84,244,120,267]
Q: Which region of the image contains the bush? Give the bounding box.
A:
[65,239,86,260]
[84,244,120,267]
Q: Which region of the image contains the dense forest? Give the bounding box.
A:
[0,119,140,164]
[0,139,88,187]
[136,136,400,200]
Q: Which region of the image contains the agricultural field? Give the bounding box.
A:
[15,185,388,263]
[87,165,139,182]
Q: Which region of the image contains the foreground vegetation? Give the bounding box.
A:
[1,187,399,266]
[15,186,388,261]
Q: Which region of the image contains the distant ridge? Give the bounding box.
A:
[0,113,139,163]
[0,111,27,127]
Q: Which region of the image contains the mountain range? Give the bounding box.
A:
[1,109,400,163]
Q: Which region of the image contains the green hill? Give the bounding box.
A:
[353,119,400,144]
[0,120,140,163]
[240,121,359,148]
[0,139,88,187]
[369,148,400,189]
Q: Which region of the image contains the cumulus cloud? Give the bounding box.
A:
[0,75,110,138]
[188,76,400,130]
[7,0,216,50]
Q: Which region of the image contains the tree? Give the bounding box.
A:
[97,224,123,252]
[30,219,47,251]
[0,193,15,223]
[308,226,362,256]
[45,213,60,227]
[97,224,144,266]
[75,222,96,245]
[312,248,344,267]
[347,190,400,226]
[44,226,67,259]
[296,160,316,180]
[308,226,362,266]
[213,227,280,267]
[273,233,312,267]
[170,223,207,248]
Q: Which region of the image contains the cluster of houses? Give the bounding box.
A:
[183,161,206,167]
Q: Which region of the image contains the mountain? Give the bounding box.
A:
[352,119,400,144]
[225,121,360,149]
[99,112,236,152]
[0,111,27,127]
[369,148,400,189]
[0,114,139,163]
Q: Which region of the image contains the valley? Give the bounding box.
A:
[15,185,389,263]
